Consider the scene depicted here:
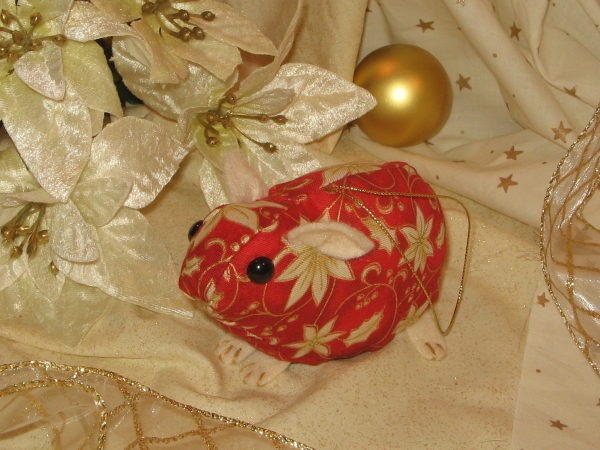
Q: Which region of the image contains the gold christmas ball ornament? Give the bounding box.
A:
[354,44,453,147]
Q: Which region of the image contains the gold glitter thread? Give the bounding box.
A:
[325,185,471,336]
[540,103,600,378]
[0,378,108,449]
[0,361,314,450]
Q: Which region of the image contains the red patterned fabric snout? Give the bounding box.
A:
[179,162,447,365]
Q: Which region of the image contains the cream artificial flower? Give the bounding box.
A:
[0,0,122,202]
[89,0,276,83]
[73,0,276,120]
[400,206,434,273]
[180,62,377,208]
[0,117,190,345]
[103,0,303,122]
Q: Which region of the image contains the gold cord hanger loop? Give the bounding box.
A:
[325,185,471,336]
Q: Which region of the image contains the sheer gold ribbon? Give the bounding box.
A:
[541,105,600,377]
[0,361,313,450]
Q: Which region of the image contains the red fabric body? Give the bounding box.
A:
[179,162,447,365]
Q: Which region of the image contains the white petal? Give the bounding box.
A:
[3,72,54,132]
[50,279,112,347]
[248,63,377,144]
[0,0,16,14]
[164,32,242,81]
[183,0,277,55]
[89,0,141,23]
[234,88,294,115]
[62,40,123,117]
[47,201,100,263]
[198,159,229,210]
[65,1,137,41]
[235,0,302,98]
[0,242,24,292]
[25,242,65,301]
[0,146,38,193]
[131,20,189,84]
[34,0,74,22]
[236,131,321,186]
[13,44,65,100]
[3,90,92,202]
[90,108,105,136]
[71,177,132,227]
[64,208,194,317]
[113,37,230,119]
[88,117,187,209]
[7,188,57,204]
[0,278,26,318]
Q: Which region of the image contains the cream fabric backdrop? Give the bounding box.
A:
[1,0,599,449]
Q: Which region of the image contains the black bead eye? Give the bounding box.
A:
[247,257,275,284]
[188,220,204,241]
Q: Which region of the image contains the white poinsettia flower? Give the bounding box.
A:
[86,0,276,84]
[104,0,302,121]
[0,117,192,345]
[0,0,122,202]
[179,62,377,208]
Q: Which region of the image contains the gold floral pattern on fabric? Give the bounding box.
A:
[0,361,313,449]
[179,162,448,365]
[541,105,600,377]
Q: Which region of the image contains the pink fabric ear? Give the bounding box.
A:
[223,151,269,203]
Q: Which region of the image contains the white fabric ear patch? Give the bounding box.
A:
[287,221,375,260]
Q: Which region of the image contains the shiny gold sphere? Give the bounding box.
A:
[354,44,453,147]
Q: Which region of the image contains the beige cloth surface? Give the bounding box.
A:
[1,0,599,448]
[512,281,600,450]
[0,147,541,449]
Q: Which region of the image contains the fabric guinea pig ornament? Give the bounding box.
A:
[180,161,450,386]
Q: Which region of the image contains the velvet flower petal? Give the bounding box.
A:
[111,34,231,119]
[89,0,275,84]
[0,117,191,346]
[180,62,376,208]
[0,1,123,201]
[1,86,92,202]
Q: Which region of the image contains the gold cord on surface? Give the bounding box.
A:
[325,185,471,336]
[0,361,314,450]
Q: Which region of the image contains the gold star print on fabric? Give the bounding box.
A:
[456,74,472,91]
[552,121,573,143]
[510,22,522,40]
[504,146,523,160]
[537,292,550,307]
[550,420,568,430]
[498,174,518,192]
[456,0,465,5]
[416,19,434,32]
[563,86,580,98]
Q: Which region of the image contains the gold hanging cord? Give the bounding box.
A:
[325,185,472,336]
